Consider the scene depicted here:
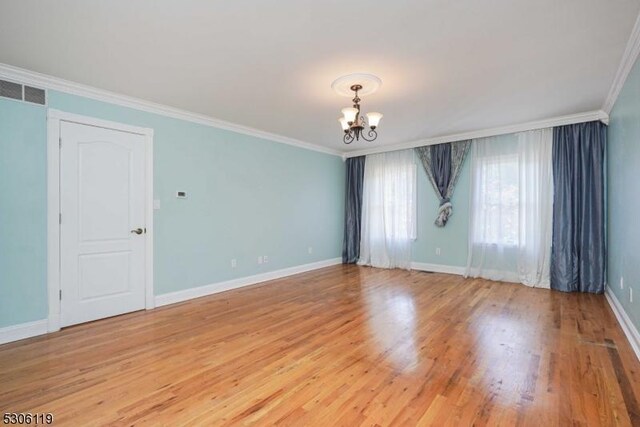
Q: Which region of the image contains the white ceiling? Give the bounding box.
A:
[1,0,638,153]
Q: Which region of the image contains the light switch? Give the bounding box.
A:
[153,199,161,210]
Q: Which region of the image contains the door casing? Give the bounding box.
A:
[47,109,154,332]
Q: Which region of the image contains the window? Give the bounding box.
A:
[472,153,519,246]
[359,149,417,269]
[367,162,417,241]
[466,130,554,287]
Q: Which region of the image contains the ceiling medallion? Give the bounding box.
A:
[332,73,383,144]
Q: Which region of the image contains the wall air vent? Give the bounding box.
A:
[0,79,22,100]
[0,79,47,105]
[24,85,46,105]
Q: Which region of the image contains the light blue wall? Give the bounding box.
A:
[0,91,345,328]
[412,153,470,267]
[0,99,48,327]
[607,56,640,332]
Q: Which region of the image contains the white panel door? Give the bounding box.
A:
[60,121,147,327]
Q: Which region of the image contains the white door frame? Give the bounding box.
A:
[47,109,155,332]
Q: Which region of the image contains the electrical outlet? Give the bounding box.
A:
[231,259,237,268]
[308,247,313,254]
[630,287,634,303]
[621,276,624,289]
[435,248,441,256]
[257,256,263,265]
[263,255,269,263]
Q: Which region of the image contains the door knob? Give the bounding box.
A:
[131,228,143,235]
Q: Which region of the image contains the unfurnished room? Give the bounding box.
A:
[1,1,640,425]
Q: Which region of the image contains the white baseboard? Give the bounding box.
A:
[605,287,640,361]
[411,262,466,276]
[0,259,343,346]
[155,257,343,307]
[0,319,49,346]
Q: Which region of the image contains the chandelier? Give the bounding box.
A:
[332,74,383,144]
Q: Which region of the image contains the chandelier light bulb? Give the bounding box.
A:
[341,107,358,124]
[338,117,349,131]
[366,112,383,129]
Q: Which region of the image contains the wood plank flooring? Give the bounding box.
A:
[1,265,639,426]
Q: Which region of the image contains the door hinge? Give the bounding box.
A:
[59,213,62,224]
[59,137,62,148]
[59,289,62,300]
[144,227,147,234]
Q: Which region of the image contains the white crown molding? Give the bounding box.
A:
[155,257,342,307]
[411,262,465,276]
[605,287,640,362]
[0,63,342,157]
[603,12,640,114]
[0,61,619,159]
[344,110,609,158]
[0,319,48,346]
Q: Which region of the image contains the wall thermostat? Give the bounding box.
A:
[176,191,187,199]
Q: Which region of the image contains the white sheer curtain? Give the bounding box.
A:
[359,149,417,269]
[465,129,553,287]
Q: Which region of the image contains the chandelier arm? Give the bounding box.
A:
[360,128,378,142]
[343,131,355,144]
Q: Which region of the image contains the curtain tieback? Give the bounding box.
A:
[435,200,453,227]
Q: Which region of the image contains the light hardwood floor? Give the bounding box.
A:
[1,265,639,426]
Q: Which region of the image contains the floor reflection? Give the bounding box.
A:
[363,284,419,373]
